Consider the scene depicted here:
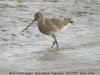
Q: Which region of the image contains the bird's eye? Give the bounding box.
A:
[36,15,39,17]
[35,13,39,18]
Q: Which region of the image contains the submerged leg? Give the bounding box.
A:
[51,35,59,48]
[51,39,56,48]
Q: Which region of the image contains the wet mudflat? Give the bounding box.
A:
[0,0,100,75]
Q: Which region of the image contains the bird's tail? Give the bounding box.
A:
[63,18,73,25]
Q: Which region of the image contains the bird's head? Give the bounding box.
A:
[34,12,44,21]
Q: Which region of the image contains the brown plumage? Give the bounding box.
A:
[22,12,73,48]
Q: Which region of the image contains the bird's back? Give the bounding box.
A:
[45,17,71,30]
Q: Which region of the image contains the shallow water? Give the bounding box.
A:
[0,0,100,75]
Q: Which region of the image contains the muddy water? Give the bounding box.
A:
[0,0,100,75]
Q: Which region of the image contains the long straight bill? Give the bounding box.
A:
[22,20,35,32]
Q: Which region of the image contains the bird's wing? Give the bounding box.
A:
[45,18,62,27]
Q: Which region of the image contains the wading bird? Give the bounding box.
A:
[22,12,73,48]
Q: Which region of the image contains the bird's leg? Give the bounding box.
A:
[51,35,59,48]
[51,39,56,48]
[55,37,59,48]
[55,38,59,48]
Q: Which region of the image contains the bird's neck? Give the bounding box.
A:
[37,17,46,27]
